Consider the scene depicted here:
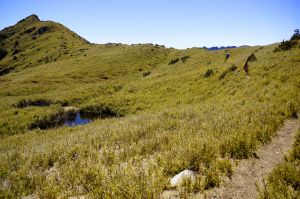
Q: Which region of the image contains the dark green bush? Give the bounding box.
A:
[0,66,14,76]
[181,56,191,63]
[291,29,300,41]
[274,40,298,52]
[274,30,299,52]
[204,69,214,78]
[81,104,123,118]
[142,71,151,77]
[246,53,257,62]
[16,99,52,108]
[169,58,180,65]
[29,111,65,130]
[218,65,237,80]
[0,48,7,60]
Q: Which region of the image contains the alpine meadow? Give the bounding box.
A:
[0,13,299,199]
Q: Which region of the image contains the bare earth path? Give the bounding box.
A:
[205,116,300,199]
[162,116,300,199]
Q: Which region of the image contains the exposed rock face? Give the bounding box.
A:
[170,169,196,187]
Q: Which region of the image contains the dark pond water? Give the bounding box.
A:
[65,113,92,127]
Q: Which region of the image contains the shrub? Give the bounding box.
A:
[169,58,180,65]
[16,99,52,108]
[204,69,214,78]
[181,56,191,63]
[14,40,19,47]
[142,71,151,77]
[23,27,36,34]
[13,49,20,55]
[81,104,123,118]
[0,66,14,76]
[0,48,7,60]
[246,53,257,62]
[274,40,298,52]
[218,64,237,80]
[274,30,299,52]
[290,29,300,41]
[29,111,65,130]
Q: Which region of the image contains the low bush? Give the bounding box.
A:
[0,48,7,60]
[274,30,299,52]
[29,111,65,130]
[274,40,298,52]
[23,27,36,34]
[246,53,257,62]
[0,66,14,76]
[204,69,214,78]
[181,56,191,63]
[218,64,237,80]
[142,71,151,77]
[16,99,52,108]
[169,58,180,65]
[80,104,123,118]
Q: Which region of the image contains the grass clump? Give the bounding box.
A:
[204,167,221,189]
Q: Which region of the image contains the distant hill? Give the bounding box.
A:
[0,14,89,75]
[206,46,237,50]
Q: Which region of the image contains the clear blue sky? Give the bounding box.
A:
[1,0,299,49]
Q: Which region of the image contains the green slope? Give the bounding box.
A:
[0,15,299,198]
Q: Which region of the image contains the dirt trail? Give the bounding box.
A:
[162,116,300,199]
[205,117,299,199]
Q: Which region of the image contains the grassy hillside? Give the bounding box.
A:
[0,15,299,198]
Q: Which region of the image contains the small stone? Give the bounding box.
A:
[170,169,196,187]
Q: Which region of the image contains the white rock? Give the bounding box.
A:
[170,169,195,187]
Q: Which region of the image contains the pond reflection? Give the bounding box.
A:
[65,113,92,127]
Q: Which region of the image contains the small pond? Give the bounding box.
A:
[64,113,92,127]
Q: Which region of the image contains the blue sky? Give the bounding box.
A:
[1,0,299,49]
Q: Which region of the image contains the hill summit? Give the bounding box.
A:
[17,14,40,24]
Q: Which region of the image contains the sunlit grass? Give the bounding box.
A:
[0,17,299,197]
